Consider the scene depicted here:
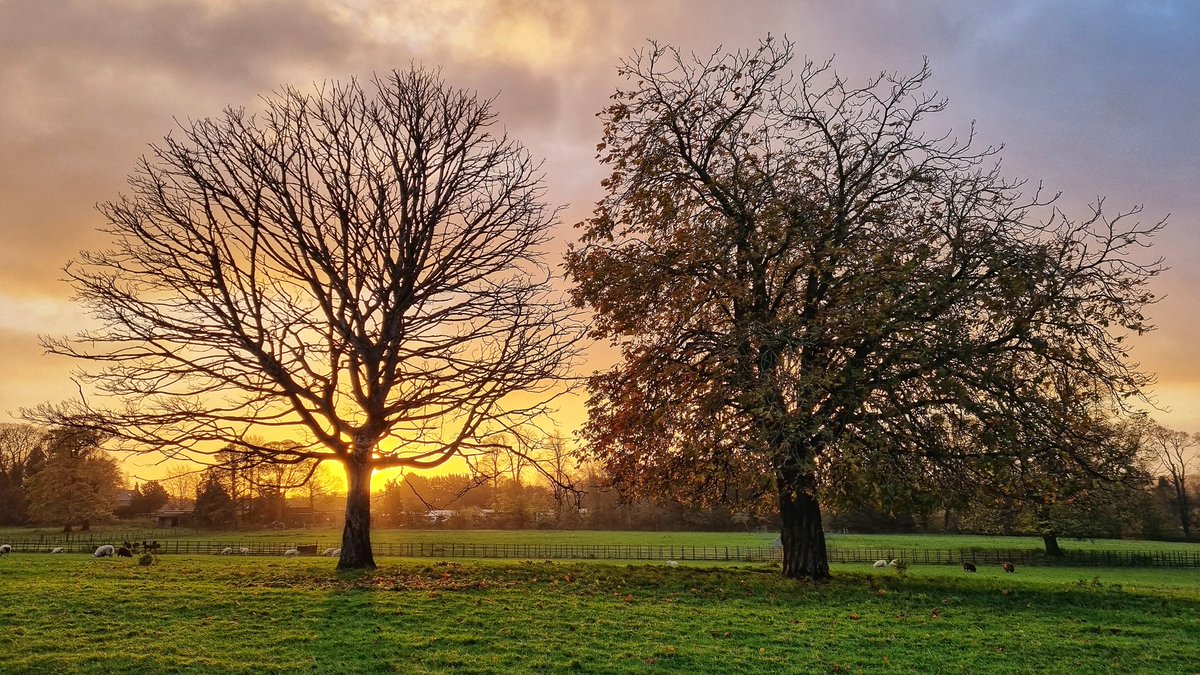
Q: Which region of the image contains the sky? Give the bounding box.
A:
[1,0,1199,482]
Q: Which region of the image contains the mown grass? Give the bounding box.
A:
[1,555,1197,673]
[3,525,1198,557]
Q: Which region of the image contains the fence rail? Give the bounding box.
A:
[4,537,1199,567]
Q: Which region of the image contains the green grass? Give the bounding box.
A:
[823,532,1200,554]
[3,525,1197,557]
[1,555,1197,673]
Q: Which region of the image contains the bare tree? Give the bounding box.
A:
[28,68,580,569]
[567,38,1162,579]
[1146,423,1197,537]
[160,462,203,510]
[0,423,45,474]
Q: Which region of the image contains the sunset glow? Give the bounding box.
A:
[2,1,1199,486]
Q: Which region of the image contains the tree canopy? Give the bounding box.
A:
[566,37,1163,578]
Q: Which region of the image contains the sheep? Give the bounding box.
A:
[220,547,233,555]
[872,559,888,569]
[284,548,299,557]
[667,560,679,567]
[962,562,977,573]
[239,547,251,555]
[888,559,898,568]
[50,547,64,554]
[330,548,341,557]
[117,546,133,558]
[322,547,336,556]
[94,545,115,558]
[0,544,11,557]
[1001,561,1015,573]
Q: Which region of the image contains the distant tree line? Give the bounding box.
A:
[0,423,142,530]
[1,418,1196,542]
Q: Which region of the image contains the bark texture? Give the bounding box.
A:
[338,460,376,570]
[778,469,830,580]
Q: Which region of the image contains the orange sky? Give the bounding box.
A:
[2,1,1199,486]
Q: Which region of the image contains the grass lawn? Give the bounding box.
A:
[1,555,1197,673]
[4,525,1199,555]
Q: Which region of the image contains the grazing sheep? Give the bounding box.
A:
[962,562,977,572]
[117,546,133,558]
[322,548,336,556]
[667,560,679,567]
[51,547,64,554]
[239,547,251,555]
[94,545,115,558]
[872,559,888,569]
[284,548,299,557]
[1001,561,1015,573]
[331,548,341,557]
[220,547,233,555]
[0,544,11,557]
[888,559,898,568]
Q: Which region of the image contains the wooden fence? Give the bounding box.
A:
[4,538,1199,567]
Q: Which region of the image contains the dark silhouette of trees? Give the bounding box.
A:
[1145,423,1197,538]
[0,423,46,525]
[29,68,580,569]
[193,470,235,527]
[567,38,1163,579]
[117,480,170,518]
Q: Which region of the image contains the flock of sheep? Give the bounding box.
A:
[871,558,1016,573]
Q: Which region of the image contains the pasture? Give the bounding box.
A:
[1,554,1197,673]
[5,525,1200,555]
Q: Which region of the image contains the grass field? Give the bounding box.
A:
[1,554,1197,673]
[4,526,1199,556]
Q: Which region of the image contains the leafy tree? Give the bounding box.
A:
[130,480,170,516]
[30,68,580,568]
[25,428,122,531]
[567,38,1161,578]
[193,471,235,527]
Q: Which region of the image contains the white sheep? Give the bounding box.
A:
[330,548,341,557]
[872,559,888,569]
[239,547,251,555]
[93,545,115,558]
[0,544,12,556]
[888,559,899,568]
[284,548,299,557]
[322,547,336,556]
[667,560,679,567]
[51,547,64,554]
[220,547,233,555]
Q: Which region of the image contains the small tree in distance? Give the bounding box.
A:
[29,68,581,569]
[567,37,1163,579]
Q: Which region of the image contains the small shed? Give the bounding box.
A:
[155,509,194,528]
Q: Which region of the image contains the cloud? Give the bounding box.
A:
[1,0,1198,434]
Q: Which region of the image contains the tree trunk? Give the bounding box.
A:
[1042,534,1063,557]
[1178,489,1191,538]
[777,468,829,580]
[337,459,376,570]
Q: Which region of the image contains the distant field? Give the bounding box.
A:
[3,526,1198,556]
[1,555,1197,673]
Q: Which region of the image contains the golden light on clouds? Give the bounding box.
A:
[2,0,1199,480]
